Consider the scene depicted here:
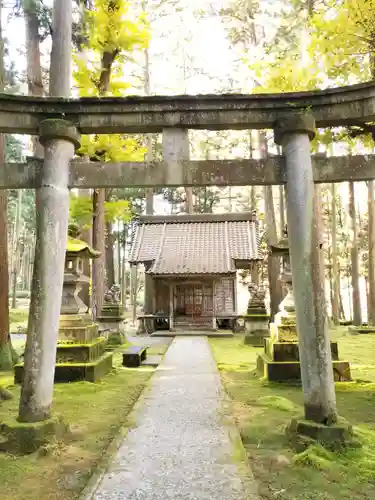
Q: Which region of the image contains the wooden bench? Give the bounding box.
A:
[122,346,148,367]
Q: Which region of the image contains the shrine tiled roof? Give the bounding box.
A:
[129,213,261,275]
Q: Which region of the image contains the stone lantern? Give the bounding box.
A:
[58,224,101,343]
[256,228,351,382]
[268,230,297,342]
[244,282,270,346]
[15,224,114,384]
[60,225,100,316]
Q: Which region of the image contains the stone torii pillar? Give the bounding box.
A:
[18,120,80,423]
[274,114,338,426]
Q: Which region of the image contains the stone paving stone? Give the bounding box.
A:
[90,337,259,500]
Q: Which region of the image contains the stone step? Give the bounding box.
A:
[151,331,234,338]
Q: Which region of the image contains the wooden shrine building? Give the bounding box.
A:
[129,212,261,331]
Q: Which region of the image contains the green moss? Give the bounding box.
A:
[0,341,19,371]
[293,444,335,470]
[257,395,297,412]
[0,350,153,500]
[56,337,106,348]
[209,333,375,500]
[0,415,67,455]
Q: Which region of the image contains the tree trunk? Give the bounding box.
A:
[338,274,345,319]
[279,184,285,233]
[185,187,193,213]
[11,190,23,309]
[105,221,115,289]
[92,188,106,317]
[0,183,13,370]
[145,134,154,214]
[117,220,121,285]
[330,184,340,325]
[0,2,18,370]
[250,186,257,211]
[91,45,116,316]
[76,188,92,309]
[367,180,375,324]
[24,2,44,156]
[264,185,282,319]
[348,182,362,325]
[75,4,92,307]
[365,275,370,323]
[144,44,154,215]
[256,131,281,319]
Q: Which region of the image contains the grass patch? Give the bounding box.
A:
[0,350,154,500]
[9,308,29,336]
[9,309,29,325]
[209,332,375,500]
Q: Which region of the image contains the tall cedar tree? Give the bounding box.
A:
[74,0,149,316]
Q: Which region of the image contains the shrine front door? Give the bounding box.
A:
[175,284,203,317]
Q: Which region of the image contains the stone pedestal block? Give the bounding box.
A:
[15,352,113,384]
[56,337,107,363]
[257,338,351,382]
[244,315,270,346]
[97,303,125,333]
[244,285,270,346]
[58,314,99,343]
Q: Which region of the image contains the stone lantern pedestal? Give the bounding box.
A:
[244,285,270,346]
[257,234,351,382]
[15,231,113,384]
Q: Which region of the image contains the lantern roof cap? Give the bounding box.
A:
[66,237,101,259]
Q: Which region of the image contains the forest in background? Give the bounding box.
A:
[1,0,375,340]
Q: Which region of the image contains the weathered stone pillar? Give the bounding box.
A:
[18,120,80,423]
[162,128,190,208]
[274,114,338,425]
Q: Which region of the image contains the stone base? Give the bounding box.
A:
[56,337,107,363]
[348,326,375,335]
[0,415,67,455]
[99,304,124,318]
[59,315,99,343]
[244,315,270,339]
[257,353,351,382]
[97,318,125,333]
[265,339,339,362]
[15,352,113,384]
[286,417,356,452]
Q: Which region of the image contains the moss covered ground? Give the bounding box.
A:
[209,327,375,500]
[0,350,156,500]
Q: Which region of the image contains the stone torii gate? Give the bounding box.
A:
[3,81,375,440]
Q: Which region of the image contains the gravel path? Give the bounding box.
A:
[90,336,258,500]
